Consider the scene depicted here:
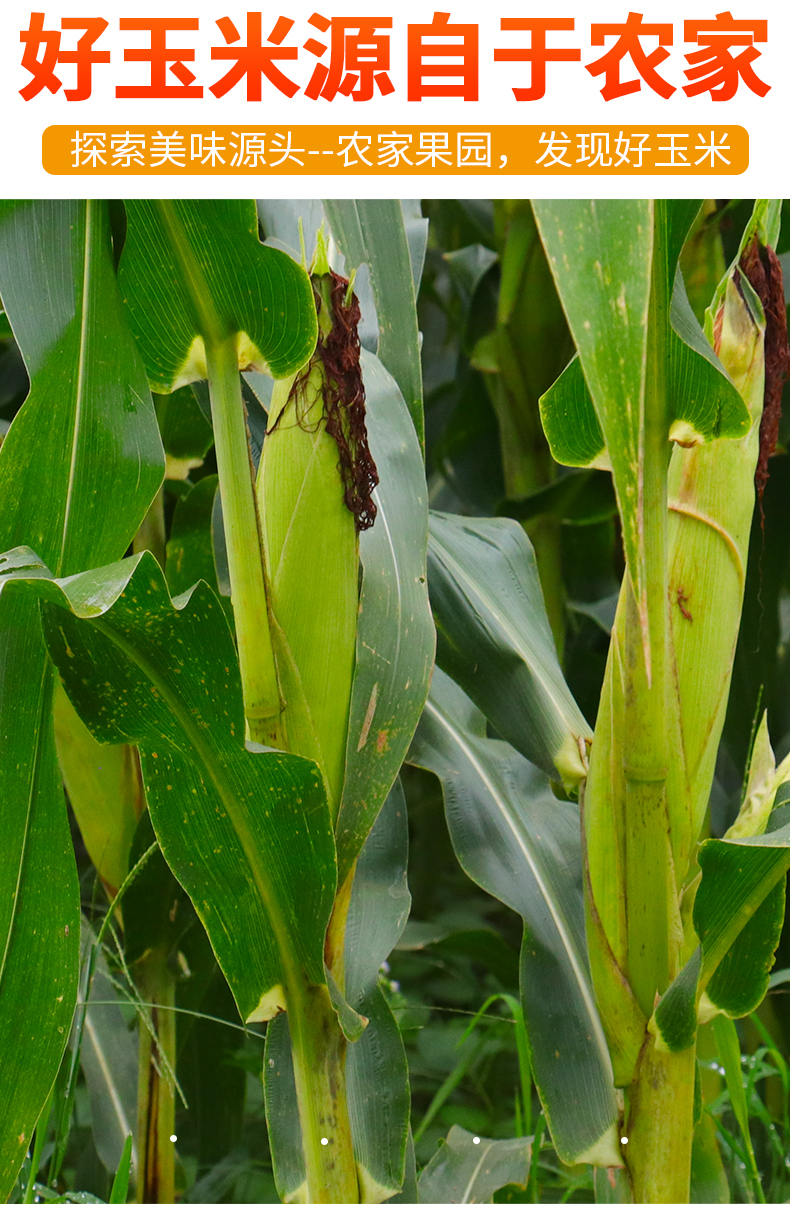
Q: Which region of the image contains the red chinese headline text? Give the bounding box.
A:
[20,11,769,104]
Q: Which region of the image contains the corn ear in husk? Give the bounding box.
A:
[257,255,377,820]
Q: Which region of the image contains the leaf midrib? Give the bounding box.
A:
[58,200,94,577]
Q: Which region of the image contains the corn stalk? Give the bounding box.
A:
[535,199,789,1201]
[113,201,432,1203]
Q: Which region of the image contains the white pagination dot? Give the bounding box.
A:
[620,1136,629,1145]
[472,1136,481,1145]
[321,1137,329,1145]
[169,1134,178,1143]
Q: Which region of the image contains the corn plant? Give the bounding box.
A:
[0,199,434,1203]
[411,199,790,1202]
[3,196,789,1205]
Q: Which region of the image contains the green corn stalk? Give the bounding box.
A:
[147,202,284,749]
[255,240,379,1203]
[134,949,176,1204]
[582,207,778,1201]
[116,205,389,1204]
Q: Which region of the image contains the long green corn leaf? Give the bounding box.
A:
[0,200,163,1198]
[427,511,591,790]
[334,352,434,882]
[0,548,337,1028]
[409,668,620,1167]
[0,201,165,577]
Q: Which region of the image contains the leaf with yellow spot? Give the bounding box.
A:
[0,547,337,1028]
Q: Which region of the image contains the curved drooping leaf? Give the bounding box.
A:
[427,511,591,789]
[656,818,790,1051]
[334,351,435,882]
[409,668,620,1168]
[418,1126,532,1204]
[324,200,425,447]
[536,355,606,469]
[118,200,317,392]
[0,547,336,1026]
[265,781,411,1203]
[0,199,163,1199]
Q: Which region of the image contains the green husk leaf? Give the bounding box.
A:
[334,351,434,882]
[0,199,162,1198]
[259,353,357,819]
